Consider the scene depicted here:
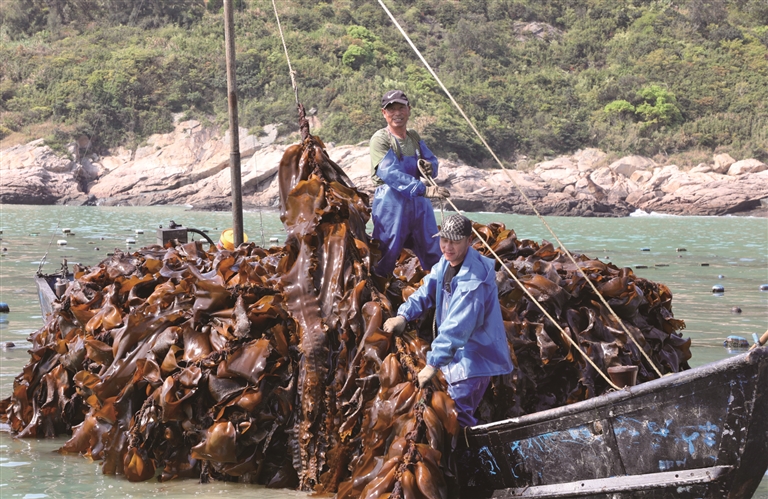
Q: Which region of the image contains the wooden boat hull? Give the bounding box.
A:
[462,346,768,498]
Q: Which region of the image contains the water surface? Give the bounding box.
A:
[0,205,766,497]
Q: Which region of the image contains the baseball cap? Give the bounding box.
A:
[381,90,410,108]
[433,214,473,240]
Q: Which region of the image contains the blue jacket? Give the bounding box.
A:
[397,247,514,384]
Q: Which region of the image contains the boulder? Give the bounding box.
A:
[647,165,680,190]
[727,159,767,176]
[690,163,712,174]
[572,148,606,172]
[0,139,73,173]
[630,170,653,184]
[589,167,615,189]
[713,153,736,174]
[608,155,655,177]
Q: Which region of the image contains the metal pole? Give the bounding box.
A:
[224,0,243,247]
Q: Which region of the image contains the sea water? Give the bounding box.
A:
[0,205,766,498]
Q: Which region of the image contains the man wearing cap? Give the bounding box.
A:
[382,214,513,427]
[370,89,450,276]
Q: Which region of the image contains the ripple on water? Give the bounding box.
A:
[0,461,31,467]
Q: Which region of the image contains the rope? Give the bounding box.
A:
[381,0,663,379]
[417,165,620,391]
[271,0,299,106]
[37,222,60,275]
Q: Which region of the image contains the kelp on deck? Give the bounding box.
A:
[0,134,689,498]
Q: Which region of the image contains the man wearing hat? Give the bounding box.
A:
[382,214,514,427]
[369,89,450,276]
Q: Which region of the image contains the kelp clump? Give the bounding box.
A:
[0,132,689,498]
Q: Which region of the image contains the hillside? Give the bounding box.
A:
[1,0,767,166]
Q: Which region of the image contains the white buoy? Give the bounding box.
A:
[269,237,279,243]
[57,239,67,246]
[712,285,725,294]
[62,228,71,234]
[126,237,136,244]
[135,229,144,234]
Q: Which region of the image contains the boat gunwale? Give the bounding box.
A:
[469,345,767,435]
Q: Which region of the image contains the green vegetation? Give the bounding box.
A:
[1,0,766,164]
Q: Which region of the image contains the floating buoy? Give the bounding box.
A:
[723,335,749,349]
[676,248,687,252]
[1,247,6,252]
[760,284,768,292]
[126,238,136,244]
[731,307,742,314]
[0,302,9,313]
[57,239,67,246]
[62,228,71,234]
[29,233,38,236]
[107,252,114,256]
[635,265,648,269]
[217,229,249,251]
[701,263,710,267]
[135,229,144,235]
[718,275,725,279]
[655,263,669,267]
[270,237,279,243]
[712,285,725,293]
[640,248,650,252]
[2,341,14,349]
[95,247,100,251]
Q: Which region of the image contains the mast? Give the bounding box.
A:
[224,0,244,246]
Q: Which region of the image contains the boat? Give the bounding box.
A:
[34,263,72,321]
[460,345,768,498]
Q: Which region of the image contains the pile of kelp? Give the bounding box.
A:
[0,131,690,499]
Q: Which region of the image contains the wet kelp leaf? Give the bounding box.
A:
[0,132,688,499]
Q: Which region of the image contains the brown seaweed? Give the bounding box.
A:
[0,133,689,499]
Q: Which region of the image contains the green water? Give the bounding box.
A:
[0,205,767,498]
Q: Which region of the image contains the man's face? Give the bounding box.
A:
[440,236,471,267]
[382,103,411,129]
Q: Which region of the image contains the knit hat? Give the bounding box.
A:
[433,214,472,240]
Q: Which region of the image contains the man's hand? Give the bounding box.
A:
[418,158,433,177]
[425,186,450,198]
[382,316,406,334]
[418,365,437,388]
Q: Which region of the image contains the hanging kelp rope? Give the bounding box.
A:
[376,0,664,378]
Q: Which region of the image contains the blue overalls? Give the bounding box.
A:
[372,135,441,276]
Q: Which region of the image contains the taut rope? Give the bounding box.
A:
[382,0,663,379]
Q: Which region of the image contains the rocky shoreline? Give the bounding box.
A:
[2,117,767,217]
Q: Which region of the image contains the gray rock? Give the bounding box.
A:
[713,153,736,174]
[727,159,767,176]
[609,155,655,178]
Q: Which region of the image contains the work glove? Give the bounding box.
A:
[425,186,450,198]
[418,365,437,388]
[382,315,406,335]
[418,158,433,177]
